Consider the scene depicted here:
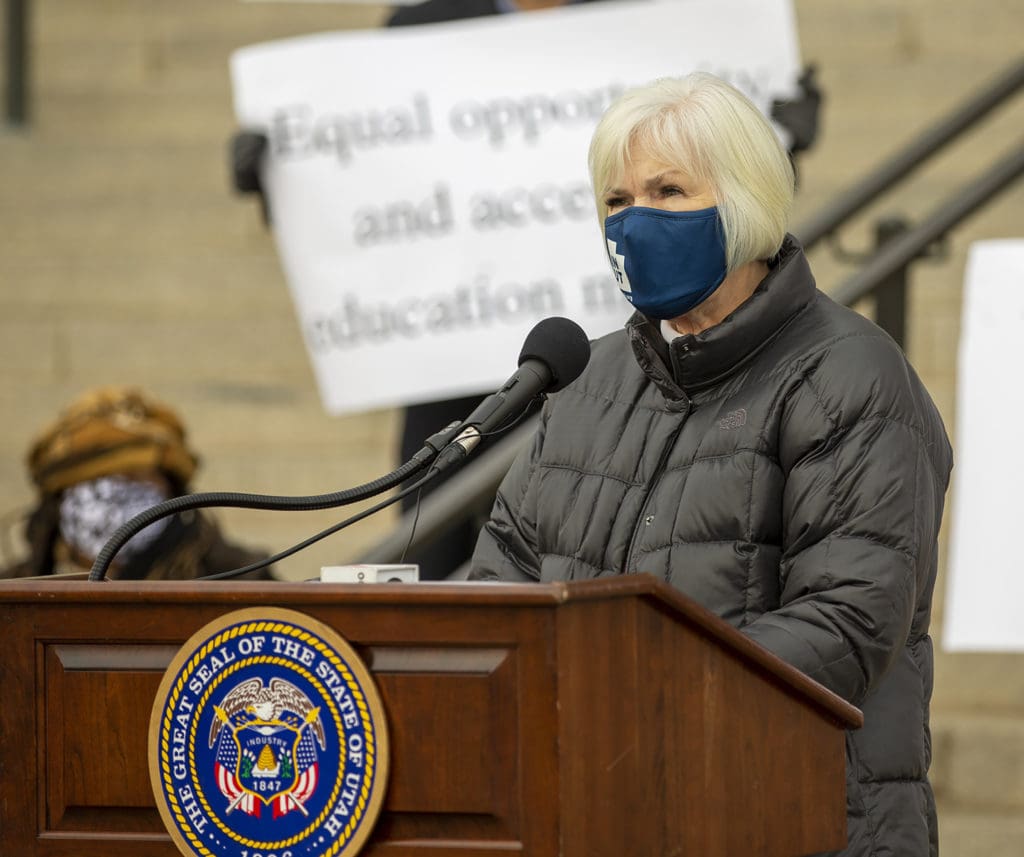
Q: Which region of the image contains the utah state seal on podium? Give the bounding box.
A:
[149,608,390,857]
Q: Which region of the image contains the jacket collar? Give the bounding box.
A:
[626,235,815,395]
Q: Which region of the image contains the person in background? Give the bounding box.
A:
[1,387,273,581]
[387,0,606,580]
[470,73,952,857]
[231,0,602,581]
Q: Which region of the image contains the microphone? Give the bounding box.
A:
[87,318,589,581]
[439,316,590,465]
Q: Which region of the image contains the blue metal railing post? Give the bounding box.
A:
[795,57,1024,251]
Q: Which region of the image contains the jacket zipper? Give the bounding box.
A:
[621,396,692,575]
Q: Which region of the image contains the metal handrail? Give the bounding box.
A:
[794,56,1024,250]
[832,139,1024,307]
[357,58,1024,571]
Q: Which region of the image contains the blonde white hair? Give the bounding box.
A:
[588,73,795,271]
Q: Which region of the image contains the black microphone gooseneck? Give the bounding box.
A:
[198,466,442,581]
[87,422,460,581]
[88,316,591,582]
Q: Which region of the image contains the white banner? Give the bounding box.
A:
[231,0,801,413]
[943,240,1024,651]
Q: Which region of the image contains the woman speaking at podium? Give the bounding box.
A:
[470,72,952,857]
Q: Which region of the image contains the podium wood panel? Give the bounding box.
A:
[0,576,861,857]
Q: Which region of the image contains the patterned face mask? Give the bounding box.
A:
[59,475,170,563]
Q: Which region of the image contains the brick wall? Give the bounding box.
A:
[1,1,1022,851]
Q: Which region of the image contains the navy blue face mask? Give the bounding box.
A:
[604,205,728,320]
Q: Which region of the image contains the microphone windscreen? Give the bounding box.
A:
[518,317,591,392]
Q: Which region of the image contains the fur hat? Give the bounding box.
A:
[27,387,199,494]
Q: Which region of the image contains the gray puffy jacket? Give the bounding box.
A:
[470,237,953,857]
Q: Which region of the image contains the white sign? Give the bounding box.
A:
[943,240,1024,651]
[231,0,801,413]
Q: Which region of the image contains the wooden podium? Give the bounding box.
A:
[0,574,861,857]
